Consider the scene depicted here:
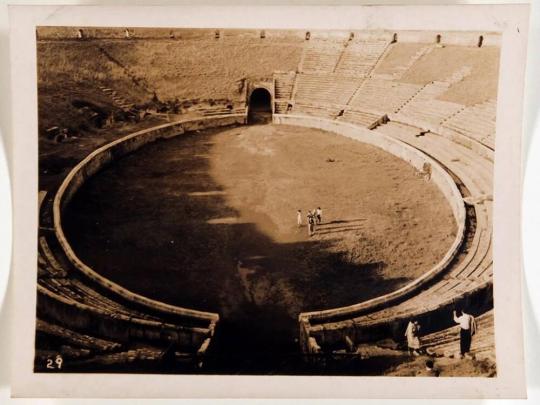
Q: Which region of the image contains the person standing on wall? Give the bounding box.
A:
[453,306,477,359]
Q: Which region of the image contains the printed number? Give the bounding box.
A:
[55,355,63,369]
[46,355,63,370]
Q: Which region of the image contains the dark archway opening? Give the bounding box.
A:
[248,88,272,124]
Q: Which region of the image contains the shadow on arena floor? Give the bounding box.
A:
[62,125,411,374]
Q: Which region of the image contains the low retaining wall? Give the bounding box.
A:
[309,280,493,348]
[53,115,245,331]
[273,114,466,334]
[37,285,211,350]
[397,30,500,46]
[439,127,495,161]
[388,113,495,161]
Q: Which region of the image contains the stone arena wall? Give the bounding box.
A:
[397,30,500,46]
[37,285,211,350]
[309,280,494,347]
[36,27,500,46]
[53,115,245,329]
[273,114,467,324]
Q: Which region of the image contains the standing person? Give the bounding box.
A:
[315,207,323,224]
[453,307,477,359]
[297,210,302,227]
[307,211,315,237]
[404,320,421,356]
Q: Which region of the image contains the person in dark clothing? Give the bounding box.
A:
[453,306,477,358]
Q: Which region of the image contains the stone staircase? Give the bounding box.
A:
[98,85,139,117]
[273,71,296,113]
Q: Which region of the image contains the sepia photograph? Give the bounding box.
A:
[34,25,498,377]
[6,0,536,398]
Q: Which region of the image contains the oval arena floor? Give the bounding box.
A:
[61,123,456,371]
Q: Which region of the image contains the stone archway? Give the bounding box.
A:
[248,87,272,124]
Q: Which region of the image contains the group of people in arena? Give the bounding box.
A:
[297,207,322,237]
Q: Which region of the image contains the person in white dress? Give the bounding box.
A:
[405,320,421,356]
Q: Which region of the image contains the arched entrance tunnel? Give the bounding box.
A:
[248,87,272,124]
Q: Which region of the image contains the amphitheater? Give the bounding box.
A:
[35,27,497,375]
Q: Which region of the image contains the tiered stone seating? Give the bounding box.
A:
[348,79,423,114]
[441,99,496,150]
[98,85,138,114]
[301,42,344,73]
[292,103,341,120]
[37,209,218,369]
[60,347,166,368]
[334,40,389,77]
[34,341,168,371]
[274,71,296,113]
[193,105,246,117]
[274,71,296,99]
[294,74,361,106]
[372,44,436,80]
[301,122,493,352]
[422,310,495,362]
[338,109,382,128]
[36,318,122,353]
[274,101,289,114]
[38,236,164,323]
[394,81,464,130]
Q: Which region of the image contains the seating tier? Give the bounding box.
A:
[338,109,382,128]
[422,310,495,362]
[274,71,296,99]
[301,43,344,73]
[394,82,463,129]
[294,74,361,106]
[36,318,122,352]
[292,103,340,120]
[441,99,496,150]
[334,40,389,77]
[349,79,423,115]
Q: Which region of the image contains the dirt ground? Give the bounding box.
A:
[384,353,496,377]
[63,123,456,367]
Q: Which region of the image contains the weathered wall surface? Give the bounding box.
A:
[37,285,210,350]
[397,30,500,46]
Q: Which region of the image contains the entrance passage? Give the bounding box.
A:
[248,88,272,124]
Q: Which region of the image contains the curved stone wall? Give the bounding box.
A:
[273,114,467,324]
[53,114,246,326]
[53,112,466,352]
[36,285,211,349]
